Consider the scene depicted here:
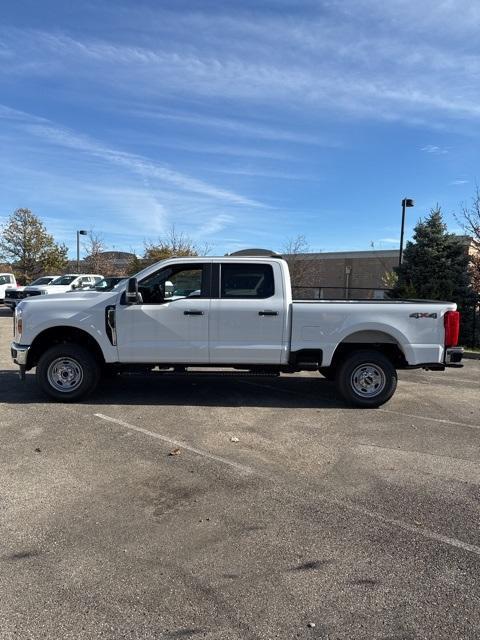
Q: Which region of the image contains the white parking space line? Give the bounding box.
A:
[437,376,480,384]
[94,413,253,475]
[379,409,480,431]
[96,412,480,558]
[239,380,480,430]
[321,495,480,558]
[408,375,480,385]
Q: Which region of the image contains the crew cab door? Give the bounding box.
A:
[116,262,211,363]
[209,261,286,364]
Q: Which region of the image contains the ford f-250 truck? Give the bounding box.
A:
[11,253,463,407]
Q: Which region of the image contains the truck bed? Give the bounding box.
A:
[290,299,456,367]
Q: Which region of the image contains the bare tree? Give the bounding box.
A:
[282,234,314,286]
[142,226,211,267]
[82,231,115,275]
[370,241,399,292]
[456,187,480,293]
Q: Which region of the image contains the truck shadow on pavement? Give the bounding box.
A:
[0,370,351,409]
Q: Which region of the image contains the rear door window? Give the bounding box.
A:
[220,264,274,299]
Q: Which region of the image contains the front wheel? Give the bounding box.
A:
[335,350,397,408]
[36,344,100,402]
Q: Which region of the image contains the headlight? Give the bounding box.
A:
[14,310,23,337]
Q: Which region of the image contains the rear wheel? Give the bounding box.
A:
[36,344,100,402]
[335,350,397,408]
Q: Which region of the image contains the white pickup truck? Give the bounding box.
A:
[11,253,463,407]
[23,273,104,298]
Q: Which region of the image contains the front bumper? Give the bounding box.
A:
[11,342,30,366]
[445,347,464,366]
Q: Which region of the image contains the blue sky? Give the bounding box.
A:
[0,0,478,258]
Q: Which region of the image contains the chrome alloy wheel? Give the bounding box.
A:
[47,357,84,393]
[350,362,386,398]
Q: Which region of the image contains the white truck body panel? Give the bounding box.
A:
[116,296,210,363]
[209,260,288,364]
[290,301,454,366]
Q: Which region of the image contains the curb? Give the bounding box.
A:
[463,351,480,360]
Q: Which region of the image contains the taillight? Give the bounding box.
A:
[444,310,460,347]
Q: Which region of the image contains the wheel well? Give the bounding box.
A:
[27,327,106,370]
[330,331,407,370]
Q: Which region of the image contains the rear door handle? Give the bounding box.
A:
[258,311,278,316]
[184,310,204,316]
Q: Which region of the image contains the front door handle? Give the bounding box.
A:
[184,310,204,316]
[258,311,278,316]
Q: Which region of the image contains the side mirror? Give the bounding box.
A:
[126,277,140,304]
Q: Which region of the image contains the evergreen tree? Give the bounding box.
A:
[392,208,472,304]
[0,208,68,283]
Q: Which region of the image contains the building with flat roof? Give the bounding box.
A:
[285,236,477,299]
[285,249,399,299]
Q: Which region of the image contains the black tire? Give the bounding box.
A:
[335,350,397,408]
[319,366,336,381]
[36,344,100,402]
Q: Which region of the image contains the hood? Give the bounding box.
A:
[18,289,120,311]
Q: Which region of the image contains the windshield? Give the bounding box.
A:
[30,277,54,286]
[92,278,126,290]
[50,276,76,286]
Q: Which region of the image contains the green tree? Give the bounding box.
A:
[127,254,145,276]
[392,207,472,303]
[0,208,68,284]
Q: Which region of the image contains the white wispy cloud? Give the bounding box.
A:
[2,13,480,128]
[134,109,333,146]
[421,145,448,154]
[450,179,469,186]
[196,213,235,237]
[209,167,315,180]
[14,116,265,208]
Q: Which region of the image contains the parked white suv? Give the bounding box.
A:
[23,274,103,298]
[0,273,17,302]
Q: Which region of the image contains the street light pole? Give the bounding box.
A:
[76,230,87,272]
[399,198,414,269]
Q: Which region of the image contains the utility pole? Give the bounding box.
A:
[399,198,414,268]
[76,229,87,272]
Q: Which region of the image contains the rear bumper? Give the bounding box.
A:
[445,347,463,366]
[11,342,30,366]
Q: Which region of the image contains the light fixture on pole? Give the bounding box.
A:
[399,198,414,268]
[76,230,87,272]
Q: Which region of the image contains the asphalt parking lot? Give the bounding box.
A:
[0,307,479,640]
